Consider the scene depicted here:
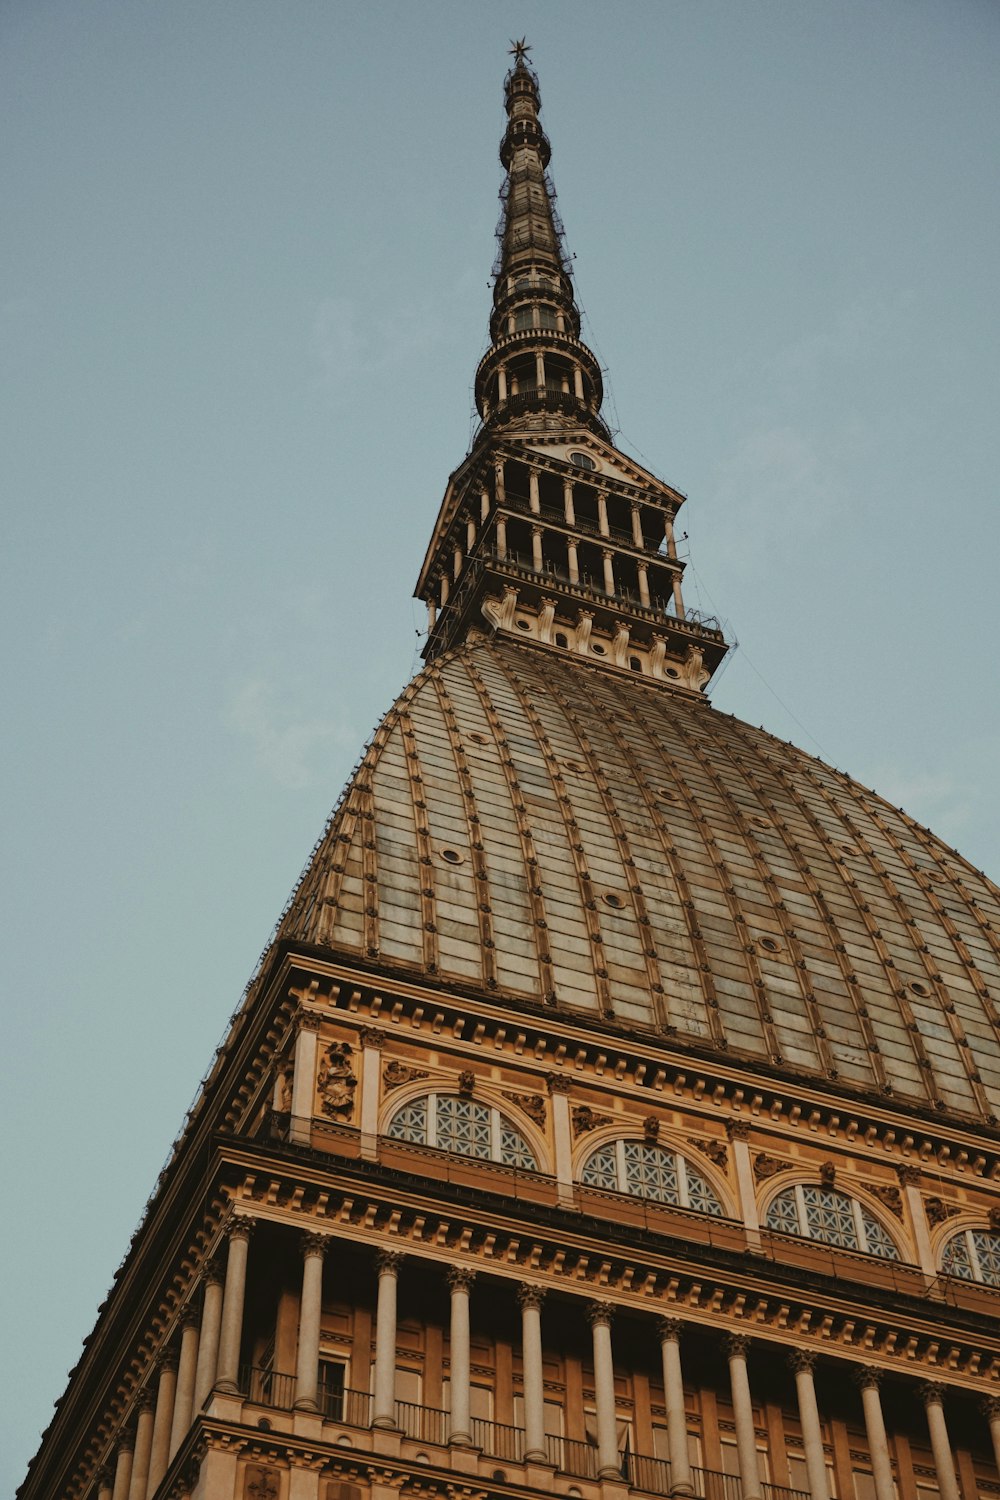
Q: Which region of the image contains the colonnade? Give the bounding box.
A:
[100,1218,998,1500]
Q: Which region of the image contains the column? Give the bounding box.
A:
[547,1075,575,1202]
[453,545,462,579]
[588,1301,620,1480]
[535,352,546,390]
[602,549,615,595]
[726,1120,762,1248]
[637,562,650,608]
[920,1383,960,1500]
[96,1467,113,1500]
[563,479,576,525]
[467,517,477,550]
[426,599,436,631]
[110,1433,134,1500]
[145,1352,178,1497]
[597,494,610,536]
[127,1393,155,1500]
[788,1352,829,1500]
[518,1285,548,1463]
[169,1306,200,1458]
[496,515,508,560]
[294,1232,329,1411]
[290,1010,321,1144]
[440,574,449,606]
[671,573,685,619]
[853,1368,895,1500]
[215,1219,254,1394]
[981,1397,1000,1479]
[447,1267,476,1445]
[532,525,543,572]
[567,540,579,585]
[495,460,506,504]
[498,367,508,403]
[897,1165,935,1276]
[573,365,584,401]
[658,1320,693,1497]
[726,1335,761,1500]
[192,1261,225,1413]
[664,516,678,559]
[631,505,644,548]
[529,469,541,513]
[373,1250,403,1427]
[480,487,490,522]
[358,1027,384,1158]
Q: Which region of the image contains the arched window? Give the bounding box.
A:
[765,1184,899,1259]
[941,1227,1000,1286]
[580,1139,723,1215]
[386,1093,537,1171]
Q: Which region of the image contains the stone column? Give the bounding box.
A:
[169,1306,200,1458]
[658,1319,693,1497]
[853,1367,895,1500]
[637,562,650,608]
[498,367,508,403]
[358,1027,384,1159]
[726,1335,761,1500]
[897,1165,935,1277]
[631,505,644,548]
[294,1232,329,1411]
[920,1382,960,1500]
[127,1393,155,1500]
[567,540,580,585]
[980,1397,1000,1478]
[495,460,506,503]
[573,365,584,401]
[597,494,610,537]
[145,1352,178,1497]
[518,1285,548,1462]
[426,599,436,632]
[290,1010,321,1144]
[563,479,576,525]
[110,1433,134,1500]
[601,549,615,595]
[532,525,543,572]
[192,1261,225,1413]
[467,517,477,550]
[496,516,507,560]
[529,469,541,513]
[373,1249,403,1428]
[664,517,677,559]
[440,574,449,606]
[96,1466,114,1500]
[215,1219,254,1394]
[547,1074,575,1203]
[587,1301,620,1480]
[453,545,462,579]
[788,1351,829,1500]
[447,1267,476,1445]
[725,1122,760,1246]
[671,573,685,619]
[535,352,546,391]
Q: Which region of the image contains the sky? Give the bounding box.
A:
[3,0,999,1490]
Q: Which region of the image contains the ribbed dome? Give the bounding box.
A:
[283,635,1000,1124]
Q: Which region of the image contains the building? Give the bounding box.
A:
[19,43,1000,1500]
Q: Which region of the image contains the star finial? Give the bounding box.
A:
[509,38,531,64]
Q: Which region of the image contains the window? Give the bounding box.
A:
[386,1093,537,1170]
[318,1356,346,1419]
[580,1140,724,1215]
[514,307,534,331]
[941,1227,1000,1285]
[765,1185,900,1259]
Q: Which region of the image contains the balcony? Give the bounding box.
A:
[236,1368,810,1500]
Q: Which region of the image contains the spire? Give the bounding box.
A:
[475,46,607,437]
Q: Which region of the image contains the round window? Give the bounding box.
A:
[591,642,606,656]
[440,847,464,865]
[603,892,626,910]
[568,450,598,471]
[515,618,531,631]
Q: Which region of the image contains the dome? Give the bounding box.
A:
[283,633,1000,1125]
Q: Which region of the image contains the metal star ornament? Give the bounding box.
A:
[509,38,531,64]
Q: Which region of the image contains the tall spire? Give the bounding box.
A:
[475,46,607,437]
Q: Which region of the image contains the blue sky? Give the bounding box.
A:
[3,2,999,1489]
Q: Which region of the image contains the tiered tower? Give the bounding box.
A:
[19,46,1000,1500]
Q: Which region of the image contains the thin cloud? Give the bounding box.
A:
[225,675,355,790]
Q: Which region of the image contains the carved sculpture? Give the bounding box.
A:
[317,1041,358,1119]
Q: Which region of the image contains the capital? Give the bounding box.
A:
[517,1283,546,1312]
[302,1231,331,1259]
[725,1119,751,1142]
[725,1334,751,1360]
[787,1349,817,1375]
[376,1249,405,1276]
[201,1256,225,1287]
[117,1428,136,1455]
[447,1266,477,1293]
[298,1008,323,1032]
[853,1365,883,1392]
[919,1381,946,1407]
[227,1215,255,1244]
[980,1396,1000,1421]
[657,1317,682,1343]
[359,1026,386,1049]
[546,1072,573,1094]
[895,1163,922,1187]
[178,1303,200,1329]
[586,1299,614,1328]
[136,1386,156,1413]
[155,1347,179,1375]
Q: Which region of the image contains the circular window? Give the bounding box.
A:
[563,759,585,774]
[750,816,771,831]
[839,844,859,857]
[909,980,930,998]
[568,450,598,471]
[758,936,782,954]
[665,667,680,678]
[515,618,531,631]
[591,642,606,656]
[439,847,465,865]
[467,732,487,746]
[603,892,626,910]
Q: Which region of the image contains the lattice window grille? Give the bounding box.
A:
[386,1093,536,1170]
[765,1184,900,1260]
[942,1228,1000,1286]
[580,1140,723,1216]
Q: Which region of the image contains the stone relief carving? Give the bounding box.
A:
[924,1195,962,1228]
[692,1137,729,1170]
[683,644,710,692]
[382,1060,430,1091]
[317,1041,357,1119]
[245,1466,279,1500]
[502,1090,547,1127]
[870,1185,904,1220]
[572,1104,612,1137]
[753,1151,793,1181]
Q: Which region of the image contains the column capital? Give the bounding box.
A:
[297,1008,323,1032]
[95,1465,113,1489]
[447,1266,477,1293]
[178,1302,200,1329]
[301,1230,331,1259]
[358,1026,386,1049]
[919,1380,947,1407]
[136,1386,156,1413]
[896,1163,922,1186]
[657,1317,683,1343]
[586,1298,614,1328]
[117,1427,136,1455]
[376,1248,405,1276]
[787,1349,817,1374]
[979,1395,1000,1420]
[725,1333,751,1360]
[201,1255,225,1287]
[725,1119,752,1142]
[517,1282,546,1311]
[546,1072,573,1094]
[155,1347,179,1375]
[226,1214,256,1244]
[853,1365,883,1391]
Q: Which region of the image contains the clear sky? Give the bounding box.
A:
[3,1,998,1489]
